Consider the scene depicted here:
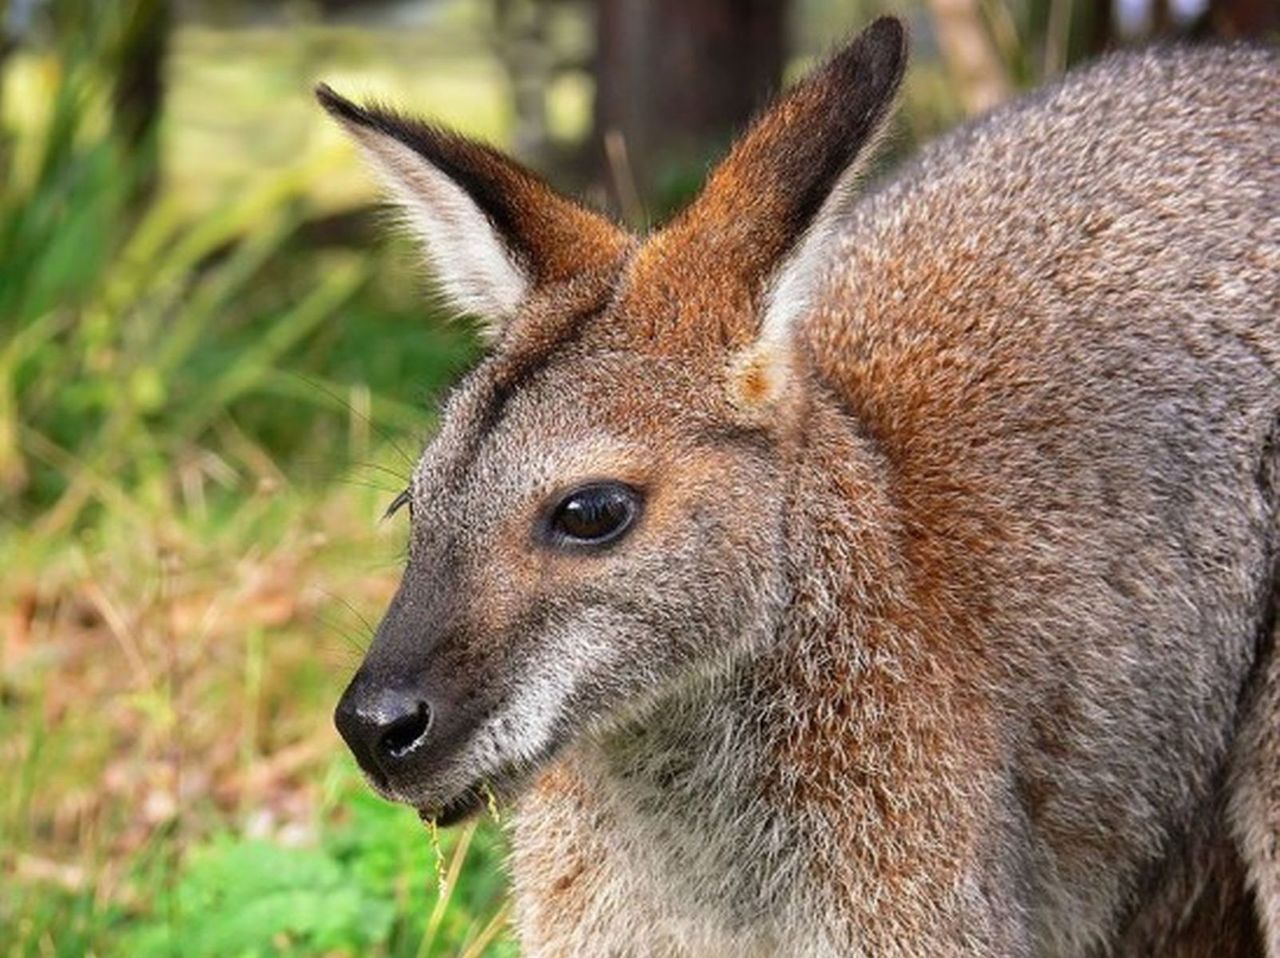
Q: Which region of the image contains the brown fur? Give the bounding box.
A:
[323,18,1280,956]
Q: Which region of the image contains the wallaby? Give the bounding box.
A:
[321,17,1279,957]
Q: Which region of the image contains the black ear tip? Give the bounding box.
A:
[861,15,909,62]
[830,15,908,89]
[314,81,338,107]
[867,15,907,40]
[314,82,363,122]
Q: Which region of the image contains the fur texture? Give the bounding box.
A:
[322,19,1280,956]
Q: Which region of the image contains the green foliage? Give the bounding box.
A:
[0,2,476,536]
[2,765,514,957]
[0,4,493,955]
[125,838,398,957]
[4,884,121,958]
[115,770,514,958]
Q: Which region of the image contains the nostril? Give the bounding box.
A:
[378,700,432,760]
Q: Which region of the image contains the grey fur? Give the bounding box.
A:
[330,34,1279,957]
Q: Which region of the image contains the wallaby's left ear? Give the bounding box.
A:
[633,17,907,403]
[316,85,627,338]
[753,17,908,352]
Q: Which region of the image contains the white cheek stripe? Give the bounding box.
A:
[473,624,613,775]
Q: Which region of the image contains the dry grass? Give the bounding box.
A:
[2,466,517,955]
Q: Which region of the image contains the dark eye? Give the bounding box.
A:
[547,482,640,547]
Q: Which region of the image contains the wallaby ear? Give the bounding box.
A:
[753,18,907,353]
[633,18,907,404]
[316,84,627,338]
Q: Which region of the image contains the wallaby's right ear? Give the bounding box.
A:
[316,85,627,338]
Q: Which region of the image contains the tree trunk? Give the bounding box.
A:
[1204,0,1280,37]
[112,0,170,200]
[593,0,787,223]
[924,0,1011,114]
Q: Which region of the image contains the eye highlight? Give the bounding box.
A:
[545,482,641,548]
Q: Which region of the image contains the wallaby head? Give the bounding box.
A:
[323,17,907,823]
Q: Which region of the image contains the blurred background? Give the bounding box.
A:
[1,0,1274,955]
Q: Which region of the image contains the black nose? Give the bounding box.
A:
[334,681,433,781]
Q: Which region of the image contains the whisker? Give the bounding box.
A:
[349,460,413,485]
[318,588,380,640]
[293,373,417,470]
[333,477,404,495]
[316,607,372,655]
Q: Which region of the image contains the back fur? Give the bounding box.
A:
[321,29,1279,958]
[515,45,1279,957]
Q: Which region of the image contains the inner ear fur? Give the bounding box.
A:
[629,17,908,358]
[316,84,627,330]
[715,18,908,419]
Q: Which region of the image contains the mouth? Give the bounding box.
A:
[402,736,566,828]
[358,767,495,827]
[417,787,488,827]
[347,698,572,828]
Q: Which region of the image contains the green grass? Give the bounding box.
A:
[0,467,519,957]
[6,755,515,958]
[0,4,510,955]
[1,472,519,957]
